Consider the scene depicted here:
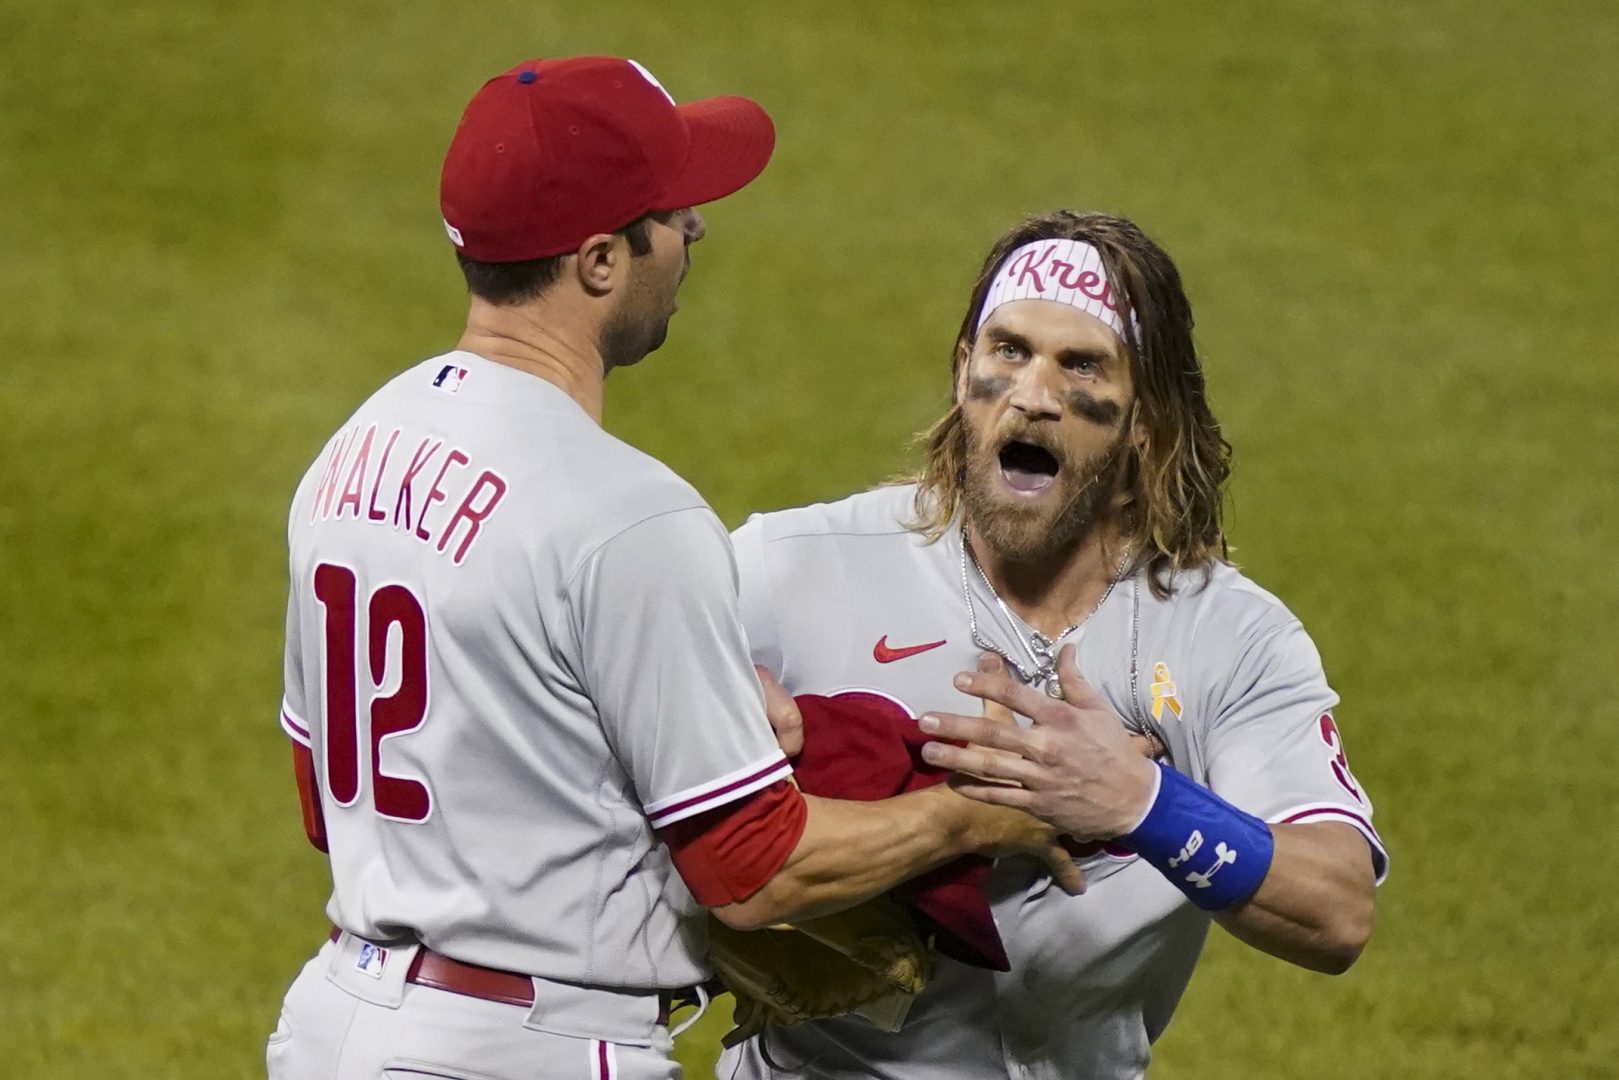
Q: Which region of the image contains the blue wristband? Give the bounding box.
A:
[1120,762,1275,911]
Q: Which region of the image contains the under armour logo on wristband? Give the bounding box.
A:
[1184,842,1238,890]
[1168,830,1203,869]
[1121,763,1275,911]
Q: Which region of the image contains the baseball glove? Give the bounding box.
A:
[707,894,933,1047]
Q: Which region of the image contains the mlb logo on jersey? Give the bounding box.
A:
[432,364,469,393]
[355,942,389,979]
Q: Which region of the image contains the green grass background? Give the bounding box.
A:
[3,2,1616,1077]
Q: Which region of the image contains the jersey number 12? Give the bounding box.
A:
[314,563,432,822]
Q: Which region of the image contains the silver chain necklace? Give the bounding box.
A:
[959,524,1132,699]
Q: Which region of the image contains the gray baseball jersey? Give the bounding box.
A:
[720,483,1387,1080]
[279,350,790,991]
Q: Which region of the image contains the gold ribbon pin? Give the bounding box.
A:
[1150,662,1183,721]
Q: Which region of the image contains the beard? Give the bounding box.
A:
[960,415,1128,564]
[597,302,671,373]
[598,260,678,373]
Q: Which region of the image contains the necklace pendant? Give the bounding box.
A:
[1045,678,1064,700]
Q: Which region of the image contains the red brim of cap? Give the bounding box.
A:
[655,95,776,210]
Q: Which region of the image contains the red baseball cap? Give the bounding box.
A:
[439,57,776,262]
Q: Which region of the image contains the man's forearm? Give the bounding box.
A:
[712,787,982,929]
[1215,821,1377,974]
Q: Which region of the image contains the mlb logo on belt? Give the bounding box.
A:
[355,942,389,979]
[432,364,468,393]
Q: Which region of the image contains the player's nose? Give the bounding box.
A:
[683,208,706,244]
[1008,361,1062,420]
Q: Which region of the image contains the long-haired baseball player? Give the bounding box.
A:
[265,59,1079,1080]
[722,210,1388,1078]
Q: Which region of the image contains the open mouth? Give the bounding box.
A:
[998,439,1060,494]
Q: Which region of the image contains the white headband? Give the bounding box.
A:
[975,238,1134,341]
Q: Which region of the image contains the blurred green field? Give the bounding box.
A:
[3,1,1616,1077]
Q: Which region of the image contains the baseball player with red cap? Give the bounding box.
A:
[264,57,1077,1080]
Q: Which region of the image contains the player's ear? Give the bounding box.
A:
[1126,398,1147,450]
[952,340,972,404]
[573,233,622,296]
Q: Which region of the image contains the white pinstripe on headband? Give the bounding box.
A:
[976,238,1134,341]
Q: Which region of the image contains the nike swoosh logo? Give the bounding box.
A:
[873,636,948,663]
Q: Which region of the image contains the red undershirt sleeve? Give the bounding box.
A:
[658,778,807,907]
[292,742,328,853]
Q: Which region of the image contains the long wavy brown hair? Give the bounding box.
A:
[908,210,1232,597]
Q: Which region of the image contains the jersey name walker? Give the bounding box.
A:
[279,351,789,991]
[723,484,1387,1080]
